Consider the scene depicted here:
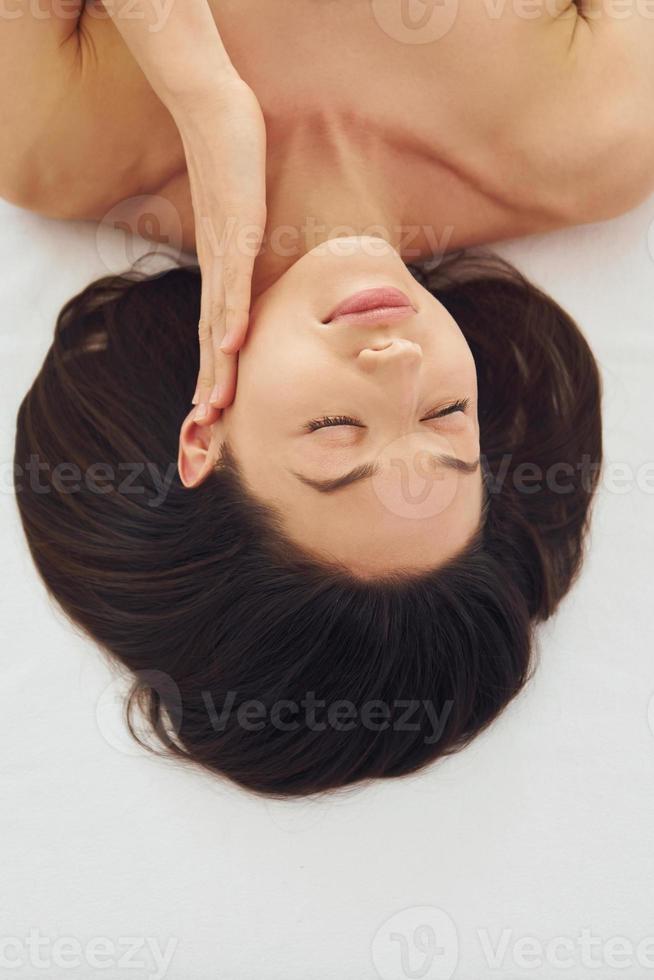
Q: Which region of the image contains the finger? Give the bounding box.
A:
[193,312,215,406]
[218,236,261,355]
[193,273,225,406]
[208,350,237,409]
[192,402,222,425]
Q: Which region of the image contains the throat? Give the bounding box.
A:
[251,112,409,298]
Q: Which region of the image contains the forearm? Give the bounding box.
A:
[103,0,238,114]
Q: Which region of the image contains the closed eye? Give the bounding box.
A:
[305,398,469,432]
[421,397,469,421]
[305,415,364,432]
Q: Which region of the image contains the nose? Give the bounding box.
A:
[358,339,423,430]
[358,338,423,370]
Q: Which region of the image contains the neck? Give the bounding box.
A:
[251,114,413,298]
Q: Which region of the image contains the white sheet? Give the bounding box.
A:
[1,197,653,980]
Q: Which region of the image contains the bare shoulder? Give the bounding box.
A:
[564,0,654,220]
[0,1,83,206]
[433,0,654,228]
[0,1,185,222]
[501,0,654,224]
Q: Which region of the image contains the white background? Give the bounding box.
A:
[1,196,653,979]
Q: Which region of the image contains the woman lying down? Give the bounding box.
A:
[5,0,651,796]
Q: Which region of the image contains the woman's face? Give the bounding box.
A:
[204,237,483,576]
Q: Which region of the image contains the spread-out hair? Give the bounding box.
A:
[14,253,602,797]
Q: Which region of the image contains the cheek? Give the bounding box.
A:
[237,352,309,414]
[226,349,312,443]
[238,329,337,411]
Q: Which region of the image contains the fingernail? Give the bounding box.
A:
[194,403,208,421]
[219,332,236,353]
[209,384,222,405]
[192,388,200,405]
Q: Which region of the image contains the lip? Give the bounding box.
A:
[323,287,416,324]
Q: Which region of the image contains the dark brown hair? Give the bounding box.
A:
[13,253,602,797]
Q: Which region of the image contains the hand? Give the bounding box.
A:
[174,75,267,422]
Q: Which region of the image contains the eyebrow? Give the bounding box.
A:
[292,454,480,494]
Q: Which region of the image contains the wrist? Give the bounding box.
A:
[162,66,245,119]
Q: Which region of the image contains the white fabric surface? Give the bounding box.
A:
[1,196,653,980]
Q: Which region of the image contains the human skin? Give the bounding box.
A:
[177,235,485,577]
[1,0,653,271]
[1,0,650,575]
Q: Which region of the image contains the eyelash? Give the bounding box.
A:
[305,398,470,432]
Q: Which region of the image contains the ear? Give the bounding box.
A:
[178,406,224,488]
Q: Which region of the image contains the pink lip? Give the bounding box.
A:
[324,287,416,324]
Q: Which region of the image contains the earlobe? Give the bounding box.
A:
[177,406,223,488]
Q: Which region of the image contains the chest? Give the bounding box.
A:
[207,0,454,141]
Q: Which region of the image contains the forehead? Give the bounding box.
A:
[234,445,485,576]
